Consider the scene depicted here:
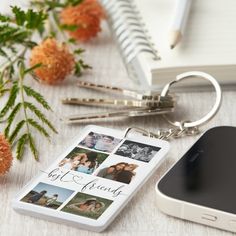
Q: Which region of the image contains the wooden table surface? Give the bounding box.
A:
[1,2,236,236]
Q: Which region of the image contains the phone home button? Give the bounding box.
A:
[201,214,217,221]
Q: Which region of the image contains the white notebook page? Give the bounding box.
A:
[134,0,236,69]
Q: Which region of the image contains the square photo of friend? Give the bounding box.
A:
[20,182,74,210]
[61,192,113,220]
[79,132,121,153]
[59,147,109,175]
[115,140,161,163]
[96,161,139,184]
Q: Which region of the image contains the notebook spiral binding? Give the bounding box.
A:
[99,0,160,81]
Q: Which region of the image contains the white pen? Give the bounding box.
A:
[169,0,192,49]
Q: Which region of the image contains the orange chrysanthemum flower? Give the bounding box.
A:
[75,0,106,19]
[0,133,13,175]
[30,38,75,84]
[60,0,106,42]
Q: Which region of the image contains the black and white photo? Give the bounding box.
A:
[115,140,160,162]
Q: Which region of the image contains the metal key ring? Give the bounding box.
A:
[160,71,222,128]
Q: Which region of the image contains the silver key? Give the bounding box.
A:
[63,107,174,124]
[77,81,174,101]
[61,97,174,108]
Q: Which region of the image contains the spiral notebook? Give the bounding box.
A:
[101,0,236,89]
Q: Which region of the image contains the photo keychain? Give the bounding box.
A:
[12,71,222,232]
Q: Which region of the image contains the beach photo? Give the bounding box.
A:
[115,140,161,162]
[20,182,74,210]
[61,192,113,219]
[59,147,109,175]
[79,132,121,153]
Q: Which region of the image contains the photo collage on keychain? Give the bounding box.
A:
[20,131,161,220]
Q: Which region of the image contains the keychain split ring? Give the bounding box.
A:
[161,71,222,128]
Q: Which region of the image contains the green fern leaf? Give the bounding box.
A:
[66,0,83,7]
[24,63,42,75]
[25,102,57,133]
[28,118,50,138]
[23,85,51,110]
[11,6,47,31]
[28,133,38,160]
[16,133,28,160]
[0,88,10,97]
[0,81,19,119]
[0,14,11,22]
[9,119,25,144]
[4,102,22,138]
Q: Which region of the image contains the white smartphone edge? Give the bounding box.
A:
[155,169,236,233]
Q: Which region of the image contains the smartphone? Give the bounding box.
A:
[156,126,236,233]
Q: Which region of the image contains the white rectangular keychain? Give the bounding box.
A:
[12,125,170,232]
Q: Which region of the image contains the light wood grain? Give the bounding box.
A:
[0,17,236,236]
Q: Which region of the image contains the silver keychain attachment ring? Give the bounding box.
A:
[161,71,222,128]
